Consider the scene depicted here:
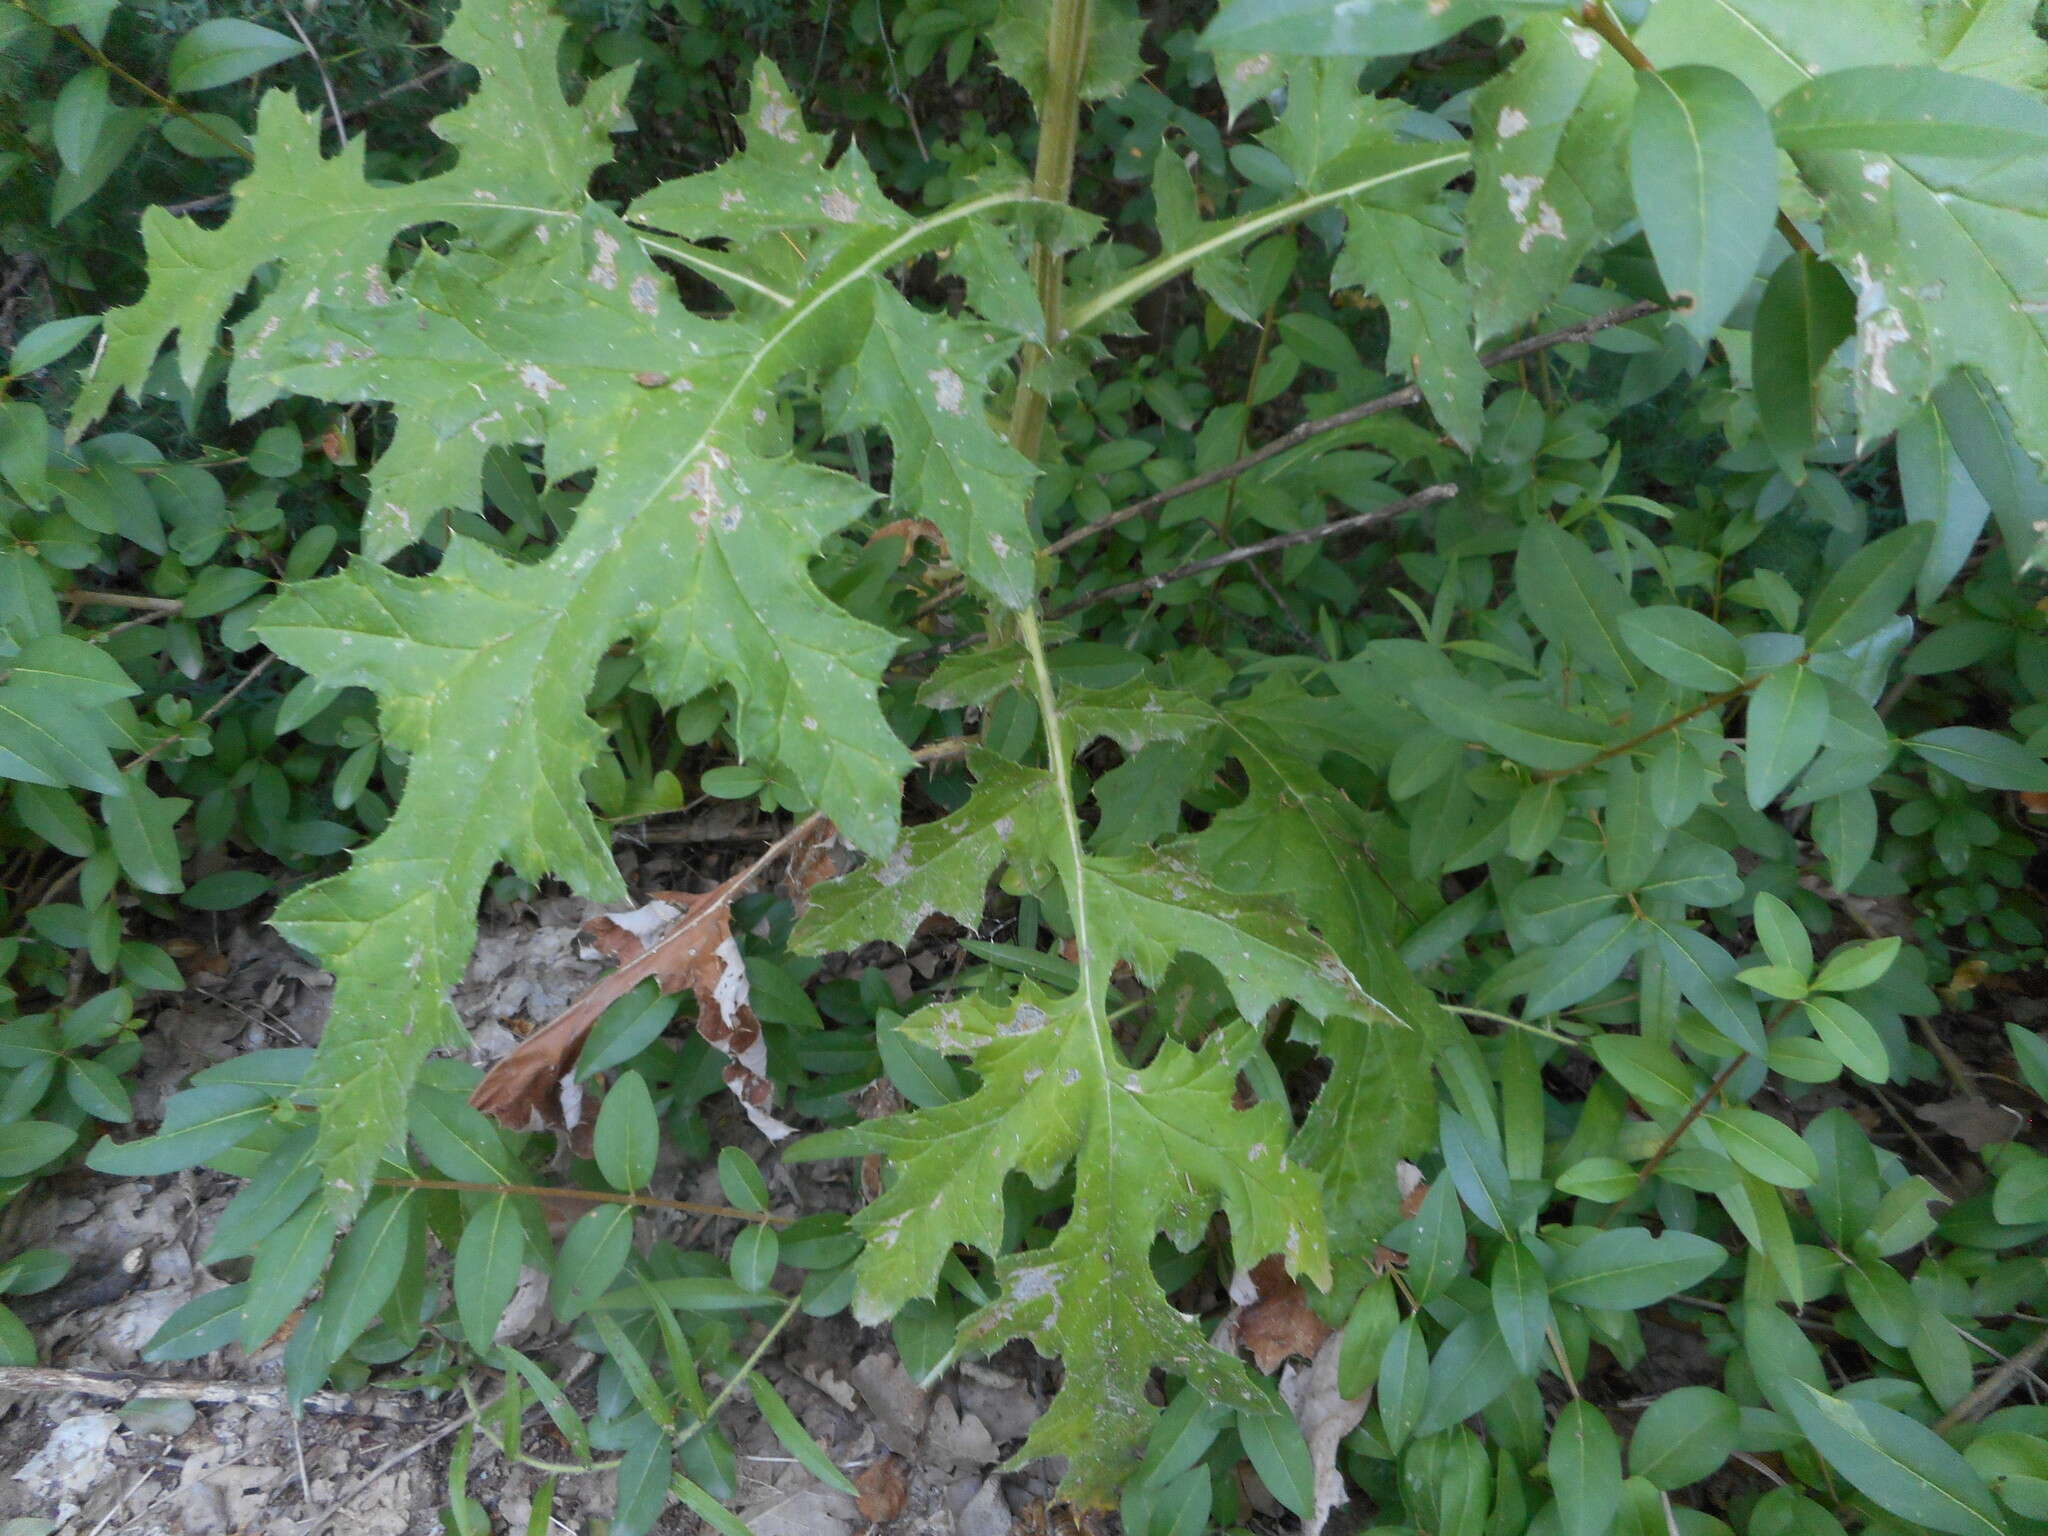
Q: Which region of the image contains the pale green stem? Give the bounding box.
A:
[670,1290,802,1453]
[1006,0,1106,1021]
[1444,1004,1587,1050]
[1062,151,1470,336]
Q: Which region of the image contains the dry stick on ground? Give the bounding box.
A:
[0,1363,430,1422]
[296,1353,598,1536]
[911,299,1661,621]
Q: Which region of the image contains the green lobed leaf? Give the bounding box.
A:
[73,17,1067,1209]
[795,755,1061,952]
[1467,15,1635,339]
[792,990,1329,1500]
[1332,192,1485,450]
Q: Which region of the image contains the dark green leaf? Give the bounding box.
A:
[1784,1383,2002,1536]
[1774,65,2048,157]
[1550,1401,1622,1536]
[1803,524,1935,654]
[167,19,306,92]
[1549,1229,1727,1308]
[1906,727,2048,792]
[1618,606,1746,691]
[1629,66,1777,342]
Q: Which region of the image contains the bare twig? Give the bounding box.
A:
[0,1363,429,1421]
[903,484,1458,664]
[61,590,184,613]
[913,299,1660,619]
[279,5,346,152]
[372,1176,790,1226]
[163,191,232,217]
[296,1353,596,1536]
[1047,483,1459,619]
[351,58,461,115]
[82,1470,156,1536]
[127,654,277,772]
[1936,1326,2048,1432]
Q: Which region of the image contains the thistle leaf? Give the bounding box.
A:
[75,1,1046,1208]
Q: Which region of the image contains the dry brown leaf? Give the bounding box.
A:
[868,517,946,566]
[855,1454,909,1523]
[1279,1333,1370,1536]
[1236,1254,1333,1373]
[781,818,854,915]
[1397,1161,1428,1219]
[1916,1095,2028,1151]
[471,872,795,1146]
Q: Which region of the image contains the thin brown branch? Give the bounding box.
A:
[61,590,184,612]
[280,4,346,152]
[0,1363,428,1421]
[1534,661,1795,782]
[1936,1325,2048,1432]
[350,57,461,116]
[15,4,255,163]
[913,299,1659,621]
[902,483,1459,665]
[1604,1051,1750,1220]
[372,1176,789,1226]
[126,654,277,771]
[1047,482,1460,620]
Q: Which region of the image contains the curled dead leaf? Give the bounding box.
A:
[1916,1095,2027,1151]
[1280,1333,1370,1536]
[781,817,854,914]
[471,872,795,1146]
[855,1453,910,1523]
[1236,1254,1333,1373]
[868,517,946,566]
